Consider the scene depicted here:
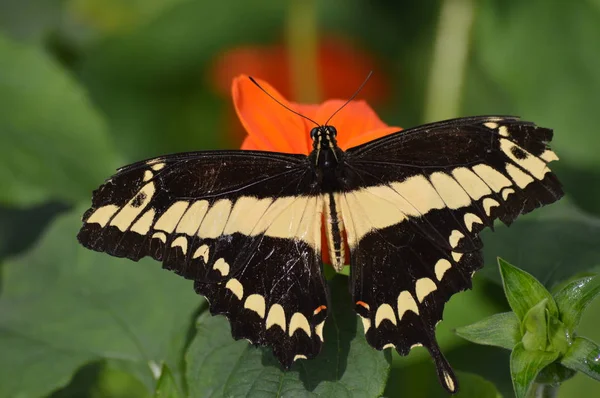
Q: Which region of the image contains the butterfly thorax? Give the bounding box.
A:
[309,125,345,190]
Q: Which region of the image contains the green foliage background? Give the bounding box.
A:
[0,0,599,397]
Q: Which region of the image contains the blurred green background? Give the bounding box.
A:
[1,0,599,397]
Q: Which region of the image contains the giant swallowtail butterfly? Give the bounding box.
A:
[77,86,562,393]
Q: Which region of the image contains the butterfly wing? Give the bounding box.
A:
[77,150,328,367]
[339,116,563,392]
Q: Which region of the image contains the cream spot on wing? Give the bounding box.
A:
[435,259,452,281]
[383,343,395,349]
[143,170,153,182]
[131,208,155,235]
[87,205,120,227]
[410,343,423,349]
[266,304,286,332]
[472,164,512,192]
[267,196,321,249]
[429,172,471,209]
[397,291,419,320]
[151,162,165,171]
[315,321,325,341]
[225,278,243,300]
[360,316,371,333]
[463,213,483,232]
[192,244,209,262]
[483,198,500,216]
[502,187,515,201]
[506,163,534,188]
[375,303,397,327]
[171,236,188,255]
[500,138,550,180]
[484,122,498,129]
[151,231,167,243]
[415,278,437,302]
[198,199,232,239]
[449,230,464,248]
[289,313,311,337]
[293,354,307,361]
[110,182,156,231]
[155,201,189,233]
[244,294,265,318]
[443,371,456,393]
[224,196,273,235]
[452,167,492,200]
[451,252,463,262]
[176,200,209,235]
[213,258,230,276]
[498,126,509,137]
[540,150,559,163]
[390,175,446,215]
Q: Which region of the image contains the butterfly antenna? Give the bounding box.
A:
[325,70,373,126]
[248,76,320,127]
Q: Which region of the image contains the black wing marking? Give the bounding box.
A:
[340,116,563,393]
[77,150,328,367]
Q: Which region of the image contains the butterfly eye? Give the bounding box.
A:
[310,127,319,140]
[328,126,337,137]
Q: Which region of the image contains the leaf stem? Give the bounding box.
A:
[424,0,476,121]
[286,0,320,103]
[529,383,559,398]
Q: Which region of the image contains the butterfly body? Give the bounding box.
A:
[78,115,563,393]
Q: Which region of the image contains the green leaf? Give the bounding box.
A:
[154,364,182,398]
[498,258,558,321]
[554,276,600,332]
[521,299,549,352]
[465,0,600,170]
[0,33,119,207]
[561,337,600,382]
[0,209,199,398]
[510,342,559,398]
[482,205,600,288]
[185,276,391,397]
[455,312,520,350]
[454,371,503,398]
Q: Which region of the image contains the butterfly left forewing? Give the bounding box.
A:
[339,116,563,392]
[77,150,328,367]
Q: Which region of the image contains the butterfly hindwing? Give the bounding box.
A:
[77,150,328,366]
[339,116,563,392]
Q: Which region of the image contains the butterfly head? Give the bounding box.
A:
[310,125,340,168]
[310,126,338,149]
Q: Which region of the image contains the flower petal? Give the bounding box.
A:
[313,100,400,149]
[233,75,309,154]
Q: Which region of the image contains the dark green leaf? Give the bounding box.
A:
[482,203,600,288]
[455,312,520,350]
[521,300,549,352]
[0,33,119,207]
[454,371,503,398]
[510,342,559,398]
[465,0,600,170]
[185,276,391,397]
[0,209,199,398]
[498,258,558,321]
[554,276,600,332]
[154,364,182,398]
[561,337,600,382]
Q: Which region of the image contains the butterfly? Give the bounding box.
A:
[77,81,563,393]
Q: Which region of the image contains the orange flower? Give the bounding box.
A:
[211,37,390,104]
[232,75,401,264]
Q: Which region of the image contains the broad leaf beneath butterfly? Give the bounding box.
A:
[78,115,562,393]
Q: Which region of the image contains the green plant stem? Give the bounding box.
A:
[424,0,475,122]
[286,0,320,103]
[529,383,559,398]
